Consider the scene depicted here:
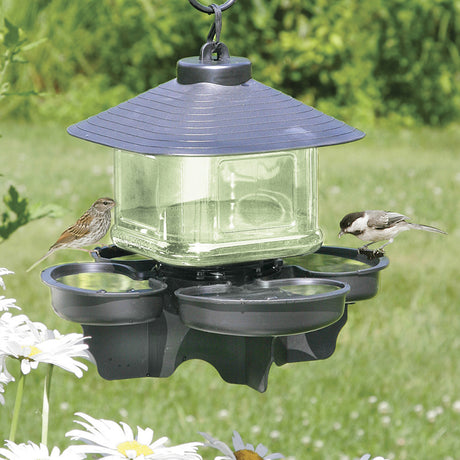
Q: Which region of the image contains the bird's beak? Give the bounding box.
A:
[338,230,344,238]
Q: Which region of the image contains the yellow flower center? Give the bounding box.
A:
[117,440,153,457]
[235,449,264,460]
[24,345,42,357]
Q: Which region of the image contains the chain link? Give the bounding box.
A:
[188,0,236,14]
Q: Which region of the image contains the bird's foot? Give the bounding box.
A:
[358,247,385,260]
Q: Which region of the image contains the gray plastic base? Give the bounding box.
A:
[41,245,387,391]
[82,307,348,392]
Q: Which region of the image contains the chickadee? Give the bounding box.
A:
[338,210,446,256]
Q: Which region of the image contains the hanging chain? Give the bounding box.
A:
[206,3,222,44]
[188,0,237,43]
[190,1,232,62]
[188,0,236,14]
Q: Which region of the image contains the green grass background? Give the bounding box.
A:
[0,121,459,459]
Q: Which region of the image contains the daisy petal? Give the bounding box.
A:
[68,413,203,459]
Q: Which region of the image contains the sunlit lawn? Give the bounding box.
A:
[0,121,459,459]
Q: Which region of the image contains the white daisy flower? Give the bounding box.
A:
[0,440,85,459]
[0,313,31,379]
[0,297,19,312]
[1,316,94,377]
[200,431,284,460]
[0,355,14,382]
[0,371,12,405]
[0,355,16,393]
[66,412,203,459]
[1,313,41,354]
[359,456,390,460]
[0,268,13,290]
[0,312,29,336]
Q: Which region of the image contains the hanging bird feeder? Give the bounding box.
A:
[41,0,388,392]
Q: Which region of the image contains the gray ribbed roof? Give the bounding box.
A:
[67,77,364,155]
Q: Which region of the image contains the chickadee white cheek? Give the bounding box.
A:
[348,216,368,234]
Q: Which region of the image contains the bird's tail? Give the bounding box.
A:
[26,249,55,272]
[408,223,447,235]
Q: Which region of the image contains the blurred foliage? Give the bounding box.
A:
[0,16,46,127]
[0,17,63,242]
[0,183,63,243]
[1,0,459,126]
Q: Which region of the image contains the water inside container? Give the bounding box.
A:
[120,196,295,239]
[58,272,151,293]
[112,196,321,266]
[112,148,322,266]
[286,254,369,273]
[187,283,339,302]
[279,283,340,296]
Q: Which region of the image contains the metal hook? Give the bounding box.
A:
[207,3,222,43]
[191,1,233,63]
[188,0,236,14]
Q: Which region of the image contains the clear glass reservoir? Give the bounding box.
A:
[111,148,323,266]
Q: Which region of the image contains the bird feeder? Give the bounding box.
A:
[68,40,363,267]
[41,0,388,392]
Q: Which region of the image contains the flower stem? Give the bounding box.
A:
[9,372,26,442]
[41,363,54,446]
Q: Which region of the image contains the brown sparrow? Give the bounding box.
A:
[27,197,115,272]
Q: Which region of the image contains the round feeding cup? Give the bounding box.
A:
[175,277,349,336]
[41,262,167,326]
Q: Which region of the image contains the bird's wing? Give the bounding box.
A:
[49,212,92,249]
[367,211,408,229]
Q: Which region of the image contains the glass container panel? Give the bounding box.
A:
[111,148,322,266]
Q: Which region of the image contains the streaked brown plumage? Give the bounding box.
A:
[27,198,115,272]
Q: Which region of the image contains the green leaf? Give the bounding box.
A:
[10,55,29,64]
[3,185,29,221]
[3,18,20,48]
[0,182,65,242]
[21,37,48,52]
[1,82,10,95]
[3,90,40,97]
[0,185,30,241]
